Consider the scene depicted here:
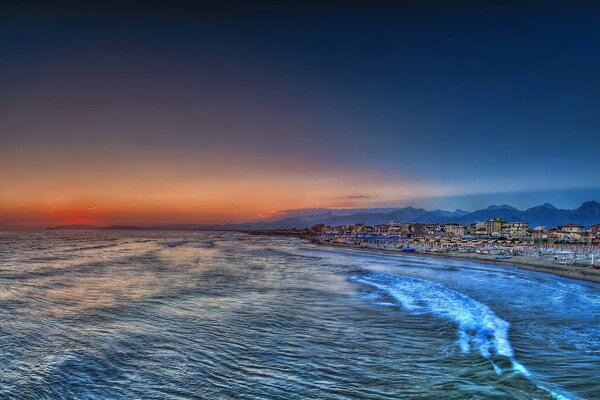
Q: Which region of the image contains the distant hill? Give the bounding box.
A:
[232,201,600,229]
[47,201,600,231]
[47,224,97,230]
[102,225,150,230]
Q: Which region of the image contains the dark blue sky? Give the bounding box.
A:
[1,2,599,225]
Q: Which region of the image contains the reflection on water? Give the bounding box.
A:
[0,230,598,399]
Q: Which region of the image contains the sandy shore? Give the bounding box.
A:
[311,241,600,284]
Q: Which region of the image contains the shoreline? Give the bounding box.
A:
[306,240,600,284]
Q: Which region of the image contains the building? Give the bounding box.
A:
[588,224,600,238]
[413,224,442,237]
[502,221,529,238]
[351,223,366,234]
[561,224,585,234]
[529,226,547,240]
[484,218,504,236]
[374,224,390,235]
[556,224,587,241]
[443,223,465,237]
[388,223,413,236]
[464,223,477,236]
[333,225,352,234]
[475,227,488,236]
[311,224,328,233]
[547,225,589,241]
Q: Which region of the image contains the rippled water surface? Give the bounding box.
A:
[0,231,599,399]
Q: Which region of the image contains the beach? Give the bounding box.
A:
[309,240,600,284]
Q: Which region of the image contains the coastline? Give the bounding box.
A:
[306,240,600,284]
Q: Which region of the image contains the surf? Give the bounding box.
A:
[354,273,528,376]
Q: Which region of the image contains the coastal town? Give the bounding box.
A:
[257,218,600,279]
[307,218,600,243]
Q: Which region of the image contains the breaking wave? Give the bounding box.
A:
[355,273,529,376]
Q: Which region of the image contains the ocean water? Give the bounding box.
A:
[0,231,598,399]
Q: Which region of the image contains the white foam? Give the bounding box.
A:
[491,362,503,375]
[511,360,530,377]
[357,274,529,376]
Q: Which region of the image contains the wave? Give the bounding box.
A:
[354,273,529,376]
[64,243,121,252]
[355,274,583,399]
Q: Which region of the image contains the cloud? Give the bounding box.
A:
[345,195,370,199]
[258,209,287,219]
[258,207,352,220]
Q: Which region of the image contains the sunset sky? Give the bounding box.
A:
[1,2,599,227]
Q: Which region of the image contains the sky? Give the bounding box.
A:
[1,2,599,227]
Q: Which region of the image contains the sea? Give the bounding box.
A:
[0,230,598,399]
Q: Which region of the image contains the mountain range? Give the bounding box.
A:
[48,201,600,231]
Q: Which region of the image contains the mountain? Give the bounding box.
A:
[519,203,572,227]
[569,201,600,226]
[540,202,557,210]
[258,208,399,221]
[249,208,429,229]
[47,201,600,231]
[413,209,470,223]
[47,224,97,230]
[244,201,600,229]
[102,225,150,230]
[485,204,518,211]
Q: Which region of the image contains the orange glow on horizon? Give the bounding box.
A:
[0,148,447,228]
[0,177,444,228]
